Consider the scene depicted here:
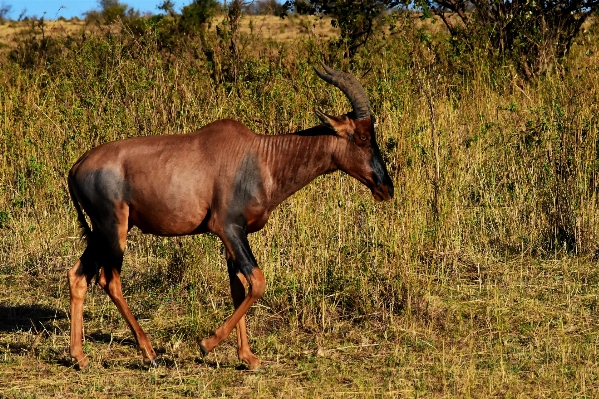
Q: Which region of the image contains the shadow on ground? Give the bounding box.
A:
[0,303,66,332]
[85,330,138,347]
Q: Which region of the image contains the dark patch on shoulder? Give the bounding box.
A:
[224,152,264,278]
[226,152,263,226]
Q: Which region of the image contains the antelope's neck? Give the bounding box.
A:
[258,128,338,207]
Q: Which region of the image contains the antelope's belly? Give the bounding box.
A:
[128,198,210,236]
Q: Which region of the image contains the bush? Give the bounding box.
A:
[418,0,598,78]
[0,2,11,24]
[85,0,140,25]
[178,0,219,34]
[285,0,400,57]
[245,0,287,16]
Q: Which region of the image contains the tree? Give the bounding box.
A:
[285,0,401,57]
[98,0,128,23]
[418,0,599,78]
[0,2,11,24]
[179,0,219,33]
[84,0,140,24]
[157,0,177,17]
[245,0,287,15]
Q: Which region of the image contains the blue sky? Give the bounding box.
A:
[4,1,190,20]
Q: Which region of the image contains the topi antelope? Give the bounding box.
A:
[67,65,394,370]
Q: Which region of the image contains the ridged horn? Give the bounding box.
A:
[313,64,370,120]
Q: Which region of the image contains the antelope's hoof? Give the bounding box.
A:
[71,354,89,371]
[240,353,262,371]
[199,340,209,356]
[247,362,263,371]
[143,356,159,368]
[140,345,158,368]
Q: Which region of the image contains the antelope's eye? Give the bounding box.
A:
[359,135,368,141]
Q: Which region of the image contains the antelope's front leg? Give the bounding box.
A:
[228,257,261,369]
[200,225,265,369]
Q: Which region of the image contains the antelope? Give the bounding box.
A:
[67,65,394,370]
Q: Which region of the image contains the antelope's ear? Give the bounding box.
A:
[315,109,350,138]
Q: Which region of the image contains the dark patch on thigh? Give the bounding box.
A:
[80,237,124,277]
[75,169,131,206]
[73,169,130,265]
[75,169,130,226]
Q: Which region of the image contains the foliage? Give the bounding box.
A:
[0,2,11,23]
[85,0,140,24]
[157,0,177,17]
[98,0,129,22]
[245,0,288,16]
[80,0,220,53]
[178,0,219,34]
[418,0,599,78]
[7,16,65,69]
[285,0,401,57]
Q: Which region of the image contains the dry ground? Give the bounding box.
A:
[0,12,461,48]
[0,19,87,48]
[0,15,339,48]
[2,249,598,397]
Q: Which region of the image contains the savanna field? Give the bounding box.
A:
[0,10,599,398]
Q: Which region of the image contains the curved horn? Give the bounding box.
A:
[314,64,370,120]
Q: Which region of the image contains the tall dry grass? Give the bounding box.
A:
[0,15,598,397]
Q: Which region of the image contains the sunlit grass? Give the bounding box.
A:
[0,15,598,397]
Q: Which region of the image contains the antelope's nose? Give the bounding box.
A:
[380,172,394,200]
[386,183,394,199]
[379,183,393,201]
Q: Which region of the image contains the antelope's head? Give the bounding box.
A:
[314,64,394,202]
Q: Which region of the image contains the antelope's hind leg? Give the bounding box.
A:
[95,203,158,367]
[67,249,97,369]
[69,200,157,369]
[97,265,157,366]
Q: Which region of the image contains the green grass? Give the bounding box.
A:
[0,16,599,397]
